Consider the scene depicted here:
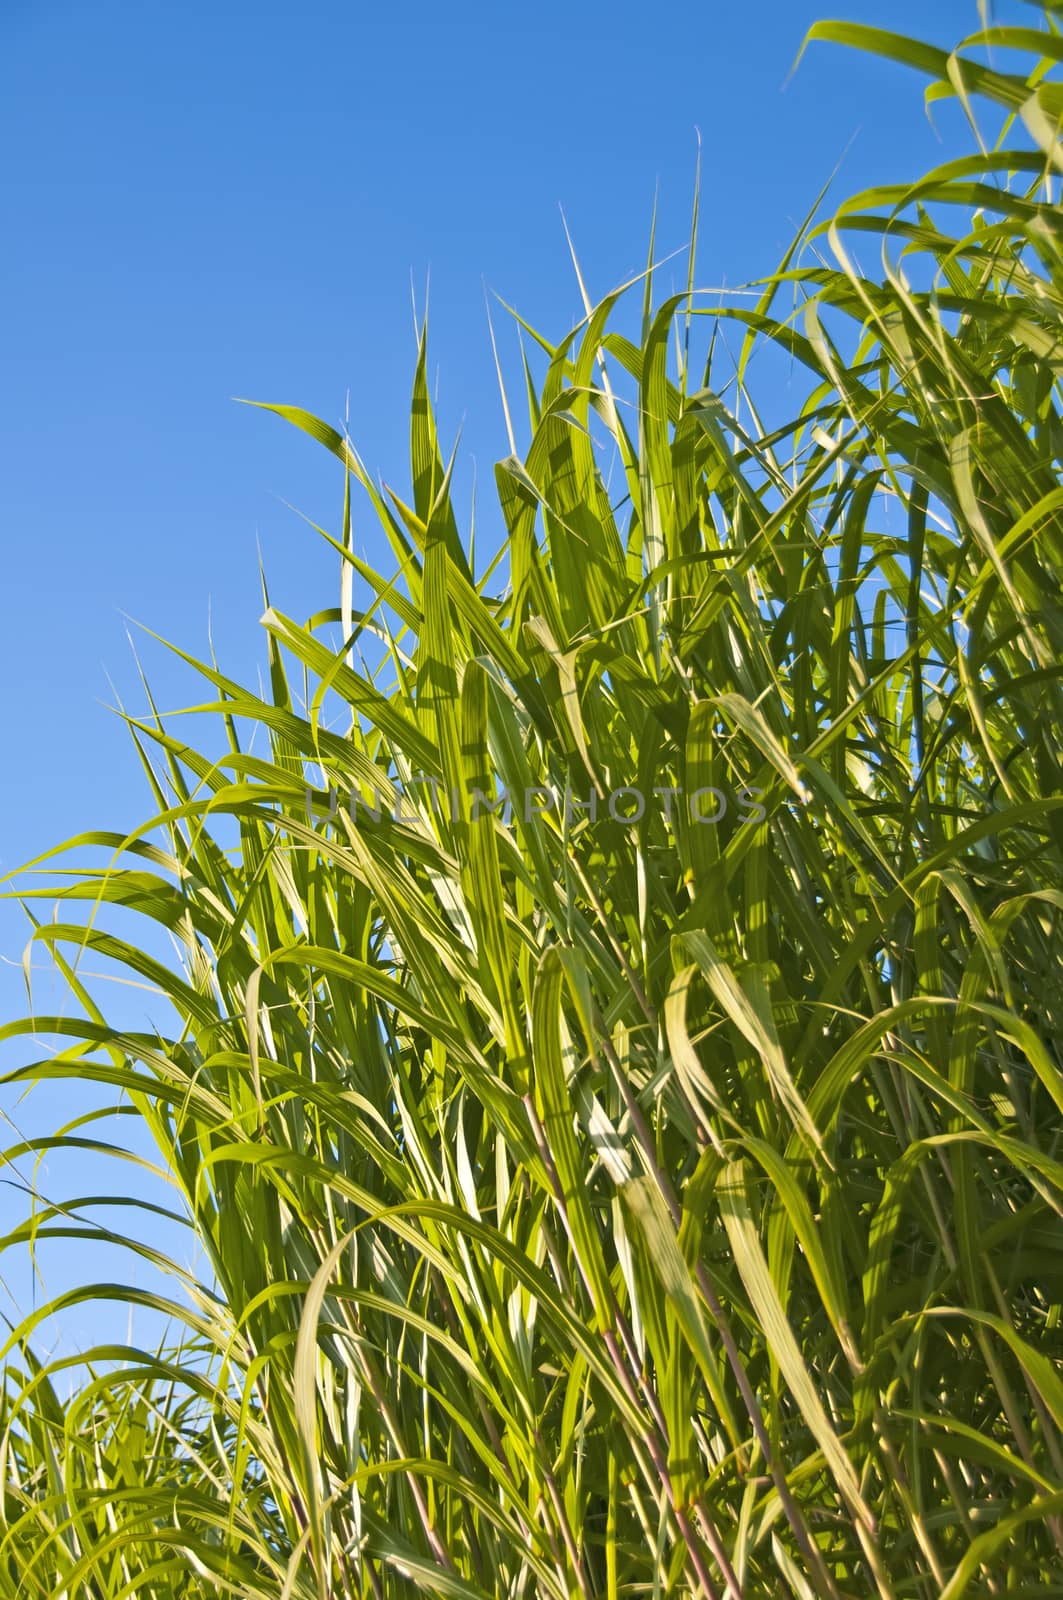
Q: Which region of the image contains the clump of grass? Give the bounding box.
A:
[3,10,1063,1597]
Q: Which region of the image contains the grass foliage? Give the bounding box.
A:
[3,11,1063,1597]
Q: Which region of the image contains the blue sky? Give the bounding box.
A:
[0,0,1026,1348]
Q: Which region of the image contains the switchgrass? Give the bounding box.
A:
[3,11,1063,1597]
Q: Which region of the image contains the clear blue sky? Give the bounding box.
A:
[0,0,1025,1350]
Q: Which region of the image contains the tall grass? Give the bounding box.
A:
[3,10,1063,1597]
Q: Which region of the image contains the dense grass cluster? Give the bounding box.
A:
[3,12,1063,1598]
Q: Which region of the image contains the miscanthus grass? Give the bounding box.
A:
[3,11,1063,1598]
